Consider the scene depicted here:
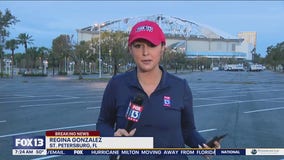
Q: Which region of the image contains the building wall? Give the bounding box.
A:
[236,32,256,61]
[188,40,210,52]
[167,38,242,52]
[76,30,97,43]
[236,41,253,60]
[77,31,249,60]
[238,31,257,48]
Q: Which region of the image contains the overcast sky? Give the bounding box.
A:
[1,1,284,57]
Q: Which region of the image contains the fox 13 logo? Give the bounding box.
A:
[13,136,45,149]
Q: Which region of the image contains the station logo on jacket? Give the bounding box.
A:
[163,96,171,107]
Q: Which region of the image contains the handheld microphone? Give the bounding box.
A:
[125,94,144,132]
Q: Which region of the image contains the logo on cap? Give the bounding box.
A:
[136,26,153,33]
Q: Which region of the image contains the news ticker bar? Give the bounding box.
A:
[12,131,284,156]
[12,148,284,156]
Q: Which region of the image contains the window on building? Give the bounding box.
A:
[217,42,222,50]
[232,44,236,51]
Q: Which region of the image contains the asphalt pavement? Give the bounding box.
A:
[0,70,283,160]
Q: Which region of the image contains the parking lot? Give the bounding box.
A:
[0,70,284,160]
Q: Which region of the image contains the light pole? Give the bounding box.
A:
[109,49,112,73]
[94,23,103,78]
[98,24,102,78]
[64,35,68,74]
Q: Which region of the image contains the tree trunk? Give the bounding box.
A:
[113,58,118,76]
[0,52,3,78]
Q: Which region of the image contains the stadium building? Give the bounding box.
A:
[76,14,255,61]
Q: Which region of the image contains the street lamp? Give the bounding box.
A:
[109,49,112,73]
[183,26,191,54]
[94,23,104,78]
[98,24,102,78]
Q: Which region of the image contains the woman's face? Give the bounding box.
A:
[129,39,165,73]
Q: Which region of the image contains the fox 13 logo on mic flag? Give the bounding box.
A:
[126,102,144,122]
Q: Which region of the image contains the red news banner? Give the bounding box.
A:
[46,131,101,150]
[46,131,100,136]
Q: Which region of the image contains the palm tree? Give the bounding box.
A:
[5,39,18,78]
[0,9,19,77]
[17,33,33,53]
[17,33,33,71]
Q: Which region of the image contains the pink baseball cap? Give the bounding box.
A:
[128,20,166,46]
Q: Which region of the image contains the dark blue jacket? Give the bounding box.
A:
[96,67,206,160]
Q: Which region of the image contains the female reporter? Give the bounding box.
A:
[96,20,220,160]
